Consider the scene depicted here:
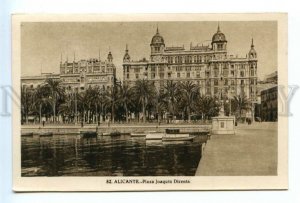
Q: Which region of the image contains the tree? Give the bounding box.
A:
[21,86,34,124]
[232,95,250,120]
[163,80,180,121]
[43,78,65,123]
[106,85,119,123]
[33,85,49,124]
[118,84,134,123]
[133,79,155,123]
[152,89,167,123]
[195,96,219,120]
[178,81,200,122]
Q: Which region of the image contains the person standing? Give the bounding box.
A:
[42,116,46,127]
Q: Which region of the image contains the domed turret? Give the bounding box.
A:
[211,24,227,51]
[151,27,165,45]
[150,26,165,55]
[248,38,257,59]
[123,44,131,62]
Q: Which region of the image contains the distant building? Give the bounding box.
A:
[123,25,258,101]
[254,70,278,121]
[21,51,116,92]
[260,85,277,121]
[21,73,60,89]
[264,71,278,84]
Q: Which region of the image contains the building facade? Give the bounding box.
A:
[21,51,116,92]
[123,25,258,102]
[260,85,277,121]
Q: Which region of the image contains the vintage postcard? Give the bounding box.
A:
[12,13,288,191]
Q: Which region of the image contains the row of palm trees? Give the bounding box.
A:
[21,78,251,124]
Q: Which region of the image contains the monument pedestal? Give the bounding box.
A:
[212,116,235,135]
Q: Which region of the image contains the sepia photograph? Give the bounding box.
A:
[12,14,288,191]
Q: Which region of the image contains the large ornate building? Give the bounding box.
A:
[21,51,116,92]
[123,25,258,102]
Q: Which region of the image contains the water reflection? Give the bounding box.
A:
[21,134,208,176]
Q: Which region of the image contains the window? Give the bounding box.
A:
[223,68,229,77]
[178,56,182,64]
[240,71,244,77]
[135,74,139,79]
[241,80,244,85]
[168,73,171,78]
[151,73,155,79]
[187,72,190,78]
[196,72,200,78]
[214,80,218,85]
[224,79,228,85]
[214,69,219,77]
[206,88,211,95]
[231,80,235,85]
[231,70,234,76]
[177,73,180,78]
[214,87,218,94]
[176,66,182,71]
[250,68,254,76]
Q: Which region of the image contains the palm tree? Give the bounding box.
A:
[43,78,65,123]
[195,96,219,120]
[179,81,200,122]
[163,80,180,121]
[106,85,119,123]
[33,85,49,124]
[118,84,134,123]
[21,86,34,124]
[151,89,167,123]
[133,79,155,123]
[232,95,250,120]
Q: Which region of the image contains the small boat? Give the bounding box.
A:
[39,132,53,137]
[162,136,195,142]
[145,132,164,140]
[131,132,146,137]
[102,132,110,136]
[80,131,97,138]
[21,132,33,137]
[163,129,194,142]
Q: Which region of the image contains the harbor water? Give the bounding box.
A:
[21,134,208,176]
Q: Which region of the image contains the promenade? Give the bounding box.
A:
[21,122,211,135]
[196,122,278,176]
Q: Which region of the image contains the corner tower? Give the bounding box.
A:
[150,26,165,55]
[211,24,227,51]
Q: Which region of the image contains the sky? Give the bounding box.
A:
[21,21,277,80]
